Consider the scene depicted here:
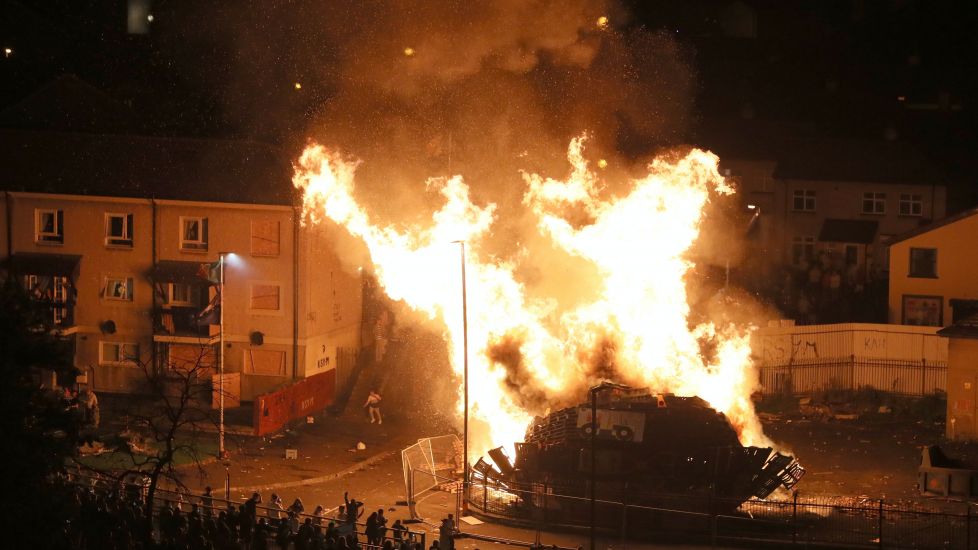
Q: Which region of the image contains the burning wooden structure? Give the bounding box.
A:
[471,386,803,518]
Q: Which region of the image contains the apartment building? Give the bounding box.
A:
[0,124,364,401]
[0,190,363,400]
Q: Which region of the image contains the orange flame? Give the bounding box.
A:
[293,136,769,457]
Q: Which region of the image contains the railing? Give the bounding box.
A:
[752,324,948,396]
[468,477,976,549]
[66,469,426,547]
[155,307,210,337]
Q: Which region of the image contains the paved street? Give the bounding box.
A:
[163,406,723,549]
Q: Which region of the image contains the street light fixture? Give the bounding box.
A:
[588,380,630,550]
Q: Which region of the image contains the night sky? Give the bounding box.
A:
[2,1,977,204]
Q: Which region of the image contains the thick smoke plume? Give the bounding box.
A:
[189,2,771,440]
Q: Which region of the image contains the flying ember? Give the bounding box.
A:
[293,136,770,458]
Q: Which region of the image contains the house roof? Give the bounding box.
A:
[0,74,138,134]
[818,219,879,244]
[0,129,295,206]
[887,206,978,247]
[938,314,978,340]
[773,138,944,184]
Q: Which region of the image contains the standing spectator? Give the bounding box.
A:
[201,486,213,517]
[312,504,326,527]
[376,508,388,542]
[391,518,405,541]
[364,389,383,424]
[270,493,286,525]
[365,511,379,544]
[290,496,305,516]
[439,514,455,550]
[245,491,262,522]
[78,388,100,429]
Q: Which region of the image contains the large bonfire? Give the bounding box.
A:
[293,135,767,457]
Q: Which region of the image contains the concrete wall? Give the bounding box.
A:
[888,213,978,326]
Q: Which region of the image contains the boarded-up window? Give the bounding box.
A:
[244,349,286,376]
[251,284,281,310]
[251,220,281,257]
[167,343,216,375]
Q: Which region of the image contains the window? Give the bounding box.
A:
[899,193,923,216]
[104,276,134,301]
[792,190,816,212]
[902,295,942,327]
[791,236,815,265]
[25,274,70,325]
[862,192,886,215]
[100,342,140,365]
[251,220,281,257]
[908,248,937,278]
[167,283,199,306]
[105,213,134,247]
[180,216,208,251]
[250,283,281,311]
[35,209,64,244]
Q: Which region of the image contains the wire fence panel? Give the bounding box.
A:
[401,434,461,519]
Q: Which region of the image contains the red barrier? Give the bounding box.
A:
[253,369,336,436]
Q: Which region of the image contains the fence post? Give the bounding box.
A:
[964,502,971,550]
[878,499,884,548]
[850,354,856,391]
[792,490,798,545]
[921,358,927,396]
[543,482,548,526]
[483,477,487,511]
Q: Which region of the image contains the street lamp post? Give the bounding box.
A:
[453,240,470,520]
[218,253,226,459]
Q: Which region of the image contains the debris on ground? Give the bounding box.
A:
[79,441,108,455]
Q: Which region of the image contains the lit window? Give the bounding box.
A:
[251,284,281,311]
[104,277,134,301]
[909,248,937,278]
[180,216,208,251]
[105,213,134,247]
[862,192,886,215]
[791,236,815,265]
[100,342,140,365]
[792,190,816,212]
[899,194,923,216]
[36,209,64,244]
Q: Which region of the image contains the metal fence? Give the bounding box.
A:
[66,468,427,547]
[401,434,462,519]
[468,478,975,549]
[752,324,948,396]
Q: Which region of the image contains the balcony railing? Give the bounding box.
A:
[154,307,210,338]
